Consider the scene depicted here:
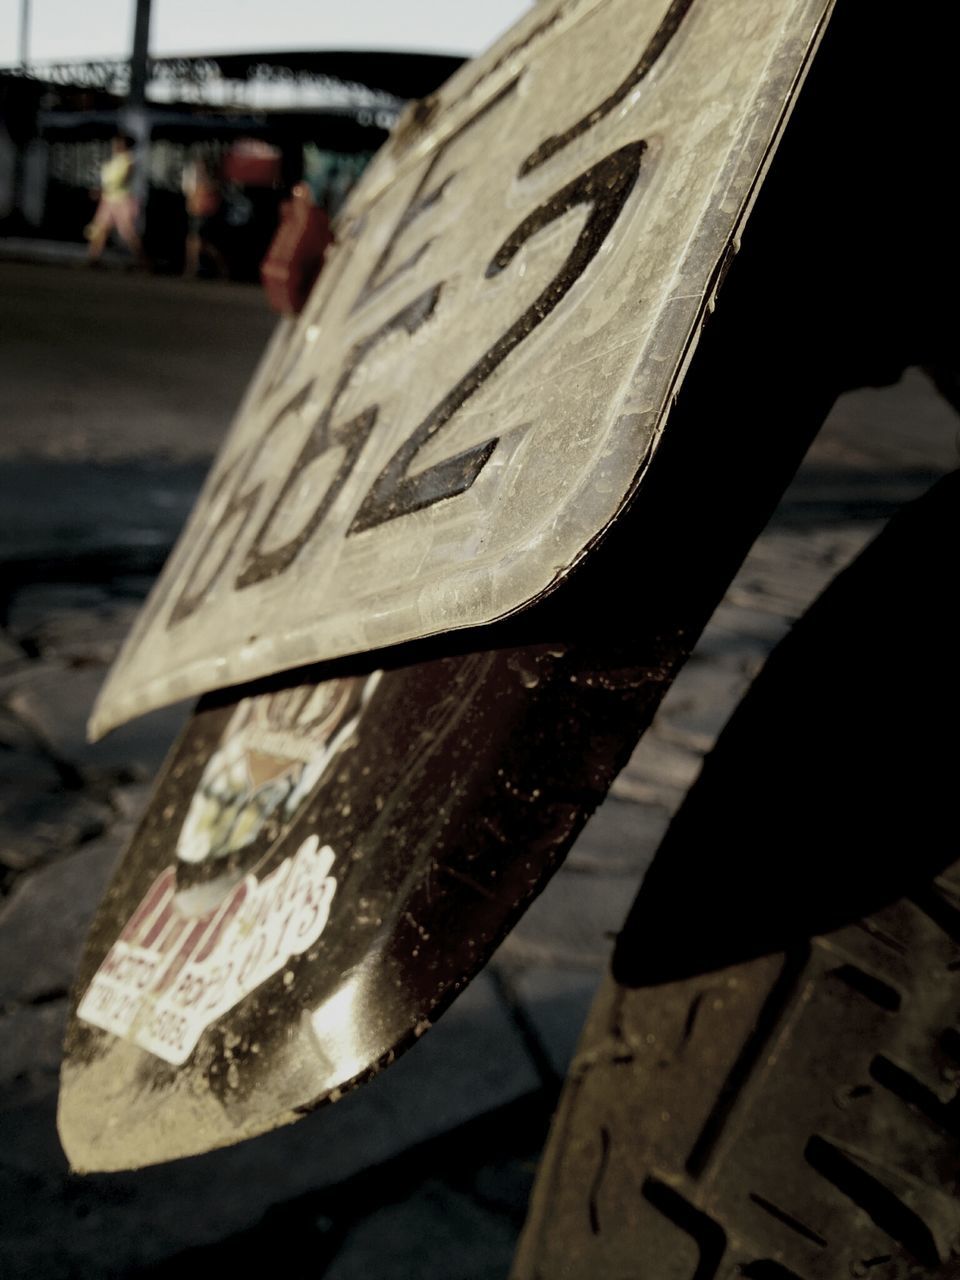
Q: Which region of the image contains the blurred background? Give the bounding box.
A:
[1,3,958,1277]
[0,0,532,274]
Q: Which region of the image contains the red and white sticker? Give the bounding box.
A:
[77,835,337,1065]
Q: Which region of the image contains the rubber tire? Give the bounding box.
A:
[513,475,960,1279]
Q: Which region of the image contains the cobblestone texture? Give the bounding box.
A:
[0,262,957,1276]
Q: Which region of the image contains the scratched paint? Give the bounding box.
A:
[90,0,834,738]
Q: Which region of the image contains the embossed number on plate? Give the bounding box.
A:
[92,0,834,737]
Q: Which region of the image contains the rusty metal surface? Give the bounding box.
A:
[91,0,833,738]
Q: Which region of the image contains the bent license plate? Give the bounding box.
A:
[91,0,833,738]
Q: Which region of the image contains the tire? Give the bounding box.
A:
[513,880,960,1279]
[513,474,960,1279]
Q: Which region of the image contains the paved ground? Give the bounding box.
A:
[0,259,957,1278]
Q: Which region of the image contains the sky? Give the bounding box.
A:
[0,0,534,66]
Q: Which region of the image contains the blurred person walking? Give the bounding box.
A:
[85,135,147,268]
[182,154,228,278]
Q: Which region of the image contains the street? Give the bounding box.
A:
[0,259,957,1278]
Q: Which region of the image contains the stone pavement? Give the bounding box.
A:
[0,262,957,1278]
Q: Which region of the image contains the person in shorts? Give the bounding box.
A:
[86,135,146,267]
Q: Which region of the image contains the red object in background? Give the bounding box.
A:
[223,138,282,188]
[261,183,334,315]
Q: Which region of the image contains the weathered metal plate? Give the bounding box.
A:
[61,636,677,1171]
[90,0,833,739]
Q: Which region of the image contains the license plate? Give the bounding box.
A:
[91,0,834,739]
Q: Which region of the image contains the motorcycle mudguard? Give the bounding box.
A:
[60,640,680,1171]
[89,0,834,741]
[58,0,872,1170]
